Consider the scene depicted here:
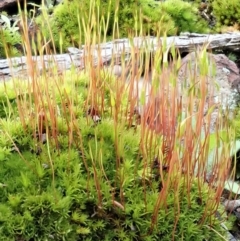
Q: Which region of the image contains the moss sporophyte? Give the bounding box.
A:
[0,0,235,240]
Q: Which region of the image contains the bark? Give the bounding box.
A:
[0,33,240,80]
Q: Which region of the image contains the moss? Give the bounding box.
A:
[37,0,176,52]
[0,28,22,58]
[37,0,114,52]
[0,70,229,240]
[0,14,22,57]
[115,0,176,37]
[160,0,209,34]
[37,0,210,52]
[211,0,240,30]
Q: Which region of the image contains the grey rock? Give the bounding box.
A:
[212,54,240,86]
[223,199,240,212]
[0,0,24,10]
[221,222,237,241]
[227,232,238,241]
[178,52,239,133]
[67,47,82,55]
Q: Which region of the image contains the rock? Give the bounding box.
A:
[0,0,40,13]
[106,51,240,134]
[55,0,63,5]
[178,52,239,132]
[221,221,238,241]
[223,199,240,212]
[67,47,81,55]
[213,54,240,87]
[227,231,238,241]
[0,0,60,14]
[0,0,24,10]
[179,52,240,93]
[223,199,240,241]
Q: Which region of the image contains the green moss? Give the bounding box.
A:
[37,0,114,51]
[0,28,22,58]
[37,0,210,52]
[160,0,209,34]
[0,14,22,57]
[211,0,240,30]
[115,0,176,37]
[0,70,228,240]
